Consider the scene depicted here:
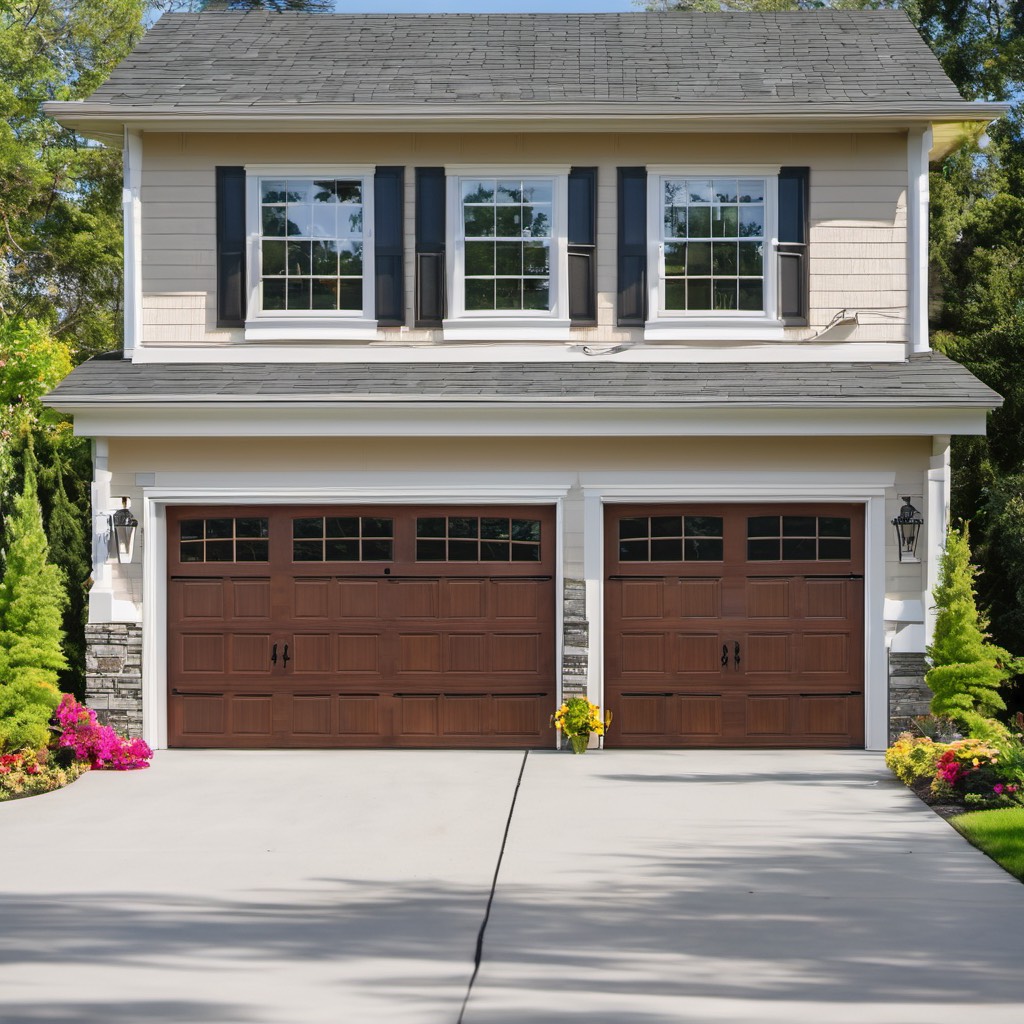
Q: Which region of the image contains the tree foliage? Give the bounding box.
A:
[927,524,1013,735]
[0,457,66,751]
[0,0,144,355]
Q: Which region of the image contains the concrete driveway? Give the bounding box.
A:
[2,749,1022,1023]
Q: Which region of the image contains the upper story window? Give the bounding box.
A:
[259,178,365,314]
[444,166,570,340]
[244,165,376,339]
[645,166,782,340]
[661,177,766,314]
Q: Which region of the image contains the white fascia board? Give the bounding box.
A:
[62,403,991,439]
[127,342,909,364]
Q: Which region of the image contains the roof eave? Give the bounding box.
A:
[44,100,1010,145]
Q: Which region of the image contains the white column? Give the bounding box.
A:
[582,491,604,717]
[907,126,933,354]
[925,435,951,645]
[122,128,143,357]
[864,494,889,750]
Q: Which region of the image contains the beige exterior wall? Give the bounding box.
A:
[140,130,908,348]
[104,433,930,611]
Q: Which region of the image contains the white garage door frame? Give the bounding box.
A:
[581,472,893,751]
[142,480,572,750]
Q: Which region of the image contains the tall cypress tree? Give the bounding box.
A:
[0,457,67,751]
[927,523,1013,735]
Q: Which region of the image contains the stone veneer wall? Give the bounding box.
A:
[562,578,589,701]
[888,651,931,743]
[85,623,144,737]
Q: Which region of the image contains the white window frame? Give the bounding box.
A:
[645,165,785,342]
[443,164,571,342]
[243,164,377,341]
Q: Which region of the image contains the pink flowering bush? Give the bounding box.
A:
[52,695,152,770]
[930,737,1023,807]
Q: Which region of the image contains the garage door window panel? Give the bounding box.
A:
[180,517,269,563]
[747,515,851,562]
[618,515,723,562]
[417,516,542,562]
[292,516,394,562]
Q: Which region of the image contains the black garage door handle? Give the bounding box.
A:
[282,644,290,667]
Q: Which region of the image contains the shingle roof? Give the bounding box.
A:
[82,11,964,111]
[46,353,1000,409]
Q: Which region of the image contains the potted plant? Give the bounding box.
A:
[552,697,610,754]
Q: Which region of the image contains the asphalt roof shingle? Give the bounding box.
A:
[45,353,1001,409]
[83,11,966,110]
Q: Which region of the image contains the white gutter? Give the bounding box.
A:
[907,126,933,354]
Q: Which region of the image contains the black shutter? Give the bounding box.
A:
[415,167,446,326]
[374,166,405,326]
[216,166,246,327]
[568,167,597,326]
[777,167,809,325]
[617,167,647,325]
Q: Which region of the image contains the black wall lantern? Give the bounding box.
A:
[892,496,924,562]
[111,497,139,564]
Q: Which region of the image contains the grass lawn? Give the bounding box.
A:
[952,807,1024,882]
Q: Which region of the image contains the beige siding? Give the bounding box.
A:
[140,130,910,348]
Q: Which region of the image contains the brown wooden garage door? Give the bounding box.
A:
[605,504,864,748]
[168,505,555,748]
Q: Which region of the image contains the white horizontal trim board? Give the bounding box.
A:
[126,342,909,364]
[66,405,991,440]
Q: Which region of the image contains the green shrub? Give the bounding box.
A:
[885,733,946,785]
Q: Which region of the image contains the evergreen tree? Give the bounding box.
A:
[927,523,1012,734]
[45,460,90,699]
[0,456,67,751]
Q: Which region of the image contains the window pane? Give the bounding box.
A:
[205,540,233,562]
[664,280,687,310]
[496,180,522,203]
[286,204,312,237]
[285,179,312,203]
[738,242,763,276]
[664,243,686,276]
[236,518,269,538]
[481,541,510,561]
[783,516,816,536]
[205,518,232,539]
[482,518,510,540]
[685,516,722,537]
[325,539,359,561]
[523,205,550,237]
[180,519,204,541]
[417,539,446,561]
[523,243,549,275]
[495,206,522,236]
[712,243,737,275]
[337,204,362,235]
[511,519,541,542]
[312,179,337,203]
[263,279,286,310]
[326,517,359,537]
[311,279,338,310]
[494,242,522,275]
[417,517,446,538]
[748,538,780,561]
[711,205,738,238]
[522,279,549,310]
[650,516,682,538]
[262,206,287,236]
[687,242,711,276]
[465,241,494,276]
[336,181,361,204]
[180,542,203,563]
[293,517,323,539]
[462,180,494,203]
[464,206,495,237]
[449,539,478,561]
[287,279,311,310]
[362,517,393,538]
[311,240,338,275]
[687,180,712,203]
[235,540,269,562]
[261,179,288,203]
[820,517,851,538]
[466,279,493,311]
[818,539,852,560]
[511,543,541,562]
[651,538,683,561]
[783,538,817,560]
[685,538,723,561]
[665,205,687,238]
[687,279,711,309]
[738,179,765,203]
[449,517,479,538]
[310,203,336,237]
[495,279,520,309]
[738,281,763,311]
[619,517,648,540]
[714,179,738,203]
[287,240,311,275]
[748,516,779,538]
[338,280,361,310]
[688,206,711,237]
[293,540,323,561]
[522,180,552,204]
[619,540,648,561]
[713,280,738,310]
[262,240,286,275]
[361,539,393,561]
[738,205,764,237]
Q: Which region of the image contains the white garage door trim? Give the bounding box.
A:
[142,482,571,750]
[581,474,892,751]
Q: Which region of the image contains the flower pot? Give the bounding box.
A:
[569,734,590,755]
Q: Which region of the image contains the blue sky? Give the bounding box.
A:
[331,2,640,11]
